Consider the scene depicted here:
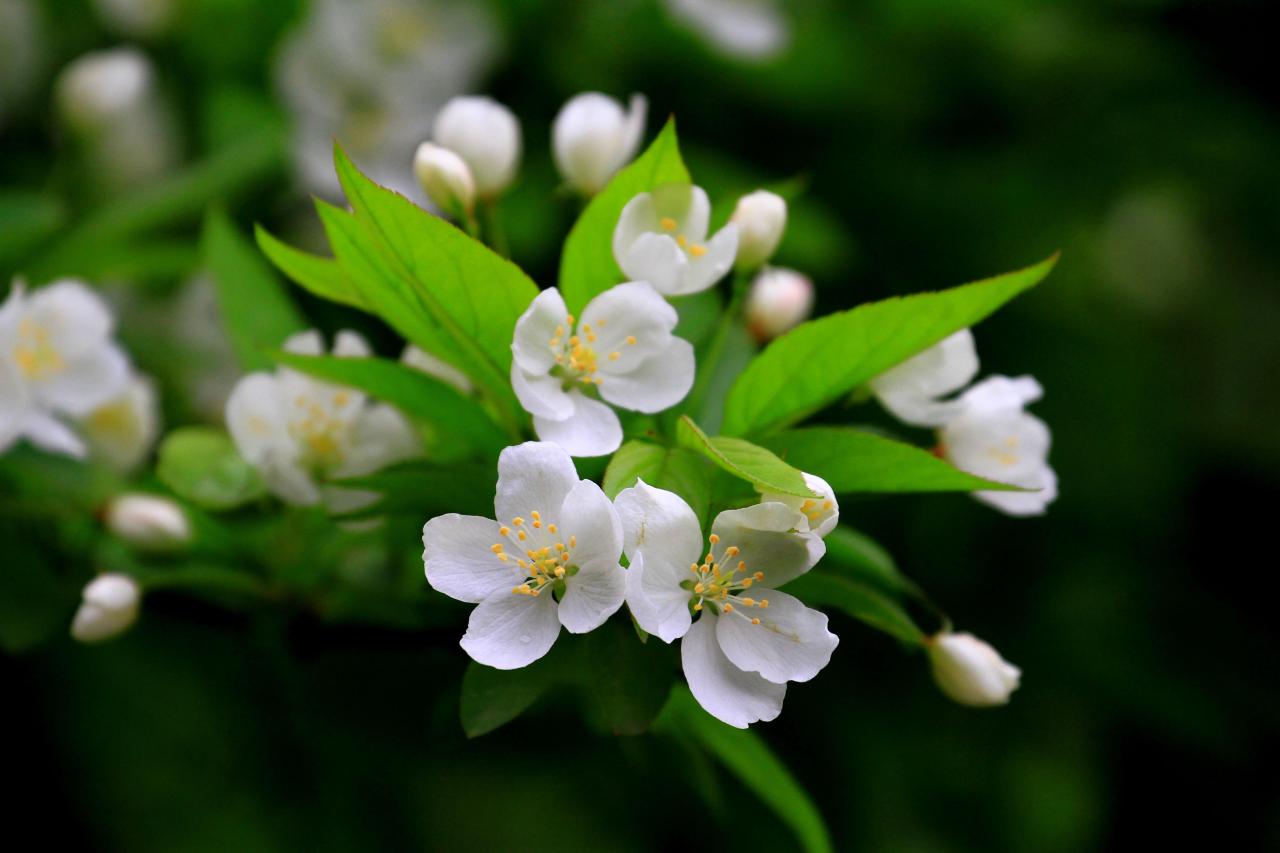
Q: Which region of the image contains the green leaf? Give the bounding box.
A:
[270,352,511,457]
[677,416,816,498]
[201,209,306,371]
[460,654,563,738]
[559,119,690,313]
[331,461,496,520]
[763,426,1020,493]
[156,427,266,510]
[0,525,76,654]
[602,440,714,527]
[784,571,925,645]
[722,254,1059,437]
[332,145,536,420]
[824,526,915,596]
[255,224,370,311]
[579,614,676,735]
[0,192,66,271]
[656,687,834,853]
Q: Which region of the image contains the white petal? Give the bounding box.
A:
[282,329,324,355]
[625,550,693,643]
[715,589,838,684]
[512,287,569,374]
[581,281,677,371]
[612,192,662,263]
[460,590,561,670]
[680,223,739,296]
[23,411,87,457]
[335,403,421,477]
[681,611,785,728]
[619,94,648,168]
[711,503,824,588]
[559,558,626,634]
[973,466,1058,517]
[620,233,687,296]
[557,479,623,569]
[423,513,518,604]
[760,473,839,538]
[614,479,704,566]
[957,374,1043,415]
[677,185,712,243]
[225,372,290,466]
[494,440,581,524]
[511,362,574,420]
[532,391,622,457]
[258,448,321,505]
[869,329,979,427]
[79,374,159,473]
[944,407,1052,490]
[598,337,695,414]
[32,342,130,415]
[27,279,113,360]
[332,329,372,357]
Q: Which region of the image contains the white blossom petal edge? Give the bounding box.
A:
[868,329,979,427]
[612,185,739,296]
[422,441,625,669]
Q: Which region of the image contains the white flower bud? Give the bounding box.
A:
[745,267,813,341]
[433,96,521,197]
[413,142,476,217]
[106,493,191,550]
[731,190,787,270]
[71,573,141,643]
[553,92,647,194]
[927,631,1021,707]
[56,47,154,133]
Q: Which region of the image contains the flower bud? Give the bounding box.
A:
[413,142,476,217]
[433,96,521,197]
[56,47,154,133]
[731,190,787,270]
[106,493,191,550]
[927,631,1021,707]
[71,573,141,643]
[745,267,813,341]
[553,92,647,194]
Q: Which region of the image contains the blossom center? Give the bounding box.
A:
[685,533,769,624]
[287,392,352,469]
[799,496,835,528]
[987,435,1021,467]
[492,510,579,597]
[659,216,708,258]
[548,313,637,387]
[12,318,64,379]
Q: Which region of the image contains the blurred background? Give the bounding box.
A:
[3,0,1278,849]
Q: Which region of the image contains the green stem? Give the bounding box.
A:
[477,197,509,258]
[681,270,752,425]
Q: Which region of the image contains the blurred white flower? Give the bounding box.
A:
[106,493,191,550]
[0,0,41,128]
[616,481,835,728]
[664,0,790,62]
[613,185,739,297]
[79,373,159,473]
[225,330,420,509]
[510,283,695,457]
[552,92,647,195]
[432,95,520,197]
[744,266,812,341]
[401,344,472,394]
[277,0,496,201]
[927,631,1021,707]
[55,47,178,190]
[941,375,1057,516]
[869,330,979,428]
[71,573,141,643]
[731,190,787,271]
[423,441,625,669]
[91,0,175,38]
[0,280,132,459]
[413,141,476,217]
[759,471,838,537]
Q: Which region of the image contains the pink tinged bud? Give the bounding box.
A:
[745,267,813,341]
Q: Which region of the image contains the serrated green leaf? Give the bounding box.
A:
[156,427,266,510]
[271,351,510,457]
[559,119,690,313]
[784,571,925,645]
[460,653,564,738]
[656,687,834,853]
[255,224,370,311]
[722,254,1059,437]
[603,440,714,528]
[201,209,306,371]
[677,416,816,498]
[764,426,1020,493]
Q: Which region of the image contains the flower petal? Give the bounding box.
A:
[495,440,581,524]
[531,390,622,457]
[619,94,648,169]
[332,329,372,357]
[612,191,662,262]
[512,287,569,374]
[32,343,130,416]
[558,479,623,568]
[582,281,677,371]
[711,502,824,588]
[559,560,626,634]
[23,411,87,457]
[423,513,518,604]
[974,465,1058,517]
[335,403,421,477]
[715,588,838,684]
[681,223,739,296]
[682,611,785,728]
[760,472,840,538]
[460,589,561,670]
[625,550,693,643]
[511,361,575,420]
[869,329,979,427]
[598,337,695,414]
[614,479,704,567]
[282,329,324,355]
[27,279,113,360]
[226,372,289,466]
[619,233,687,296]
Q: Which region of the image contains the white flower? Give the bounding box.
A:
[552,92,647,195]
[510,283,695,457]
[941,375,1057,516]
[869,329,979,428]
[79,373,159,473]
[413,141,476,217]
[759,472,839,538]
[613,185,739,297]
[71,573,141,643]
[106,493,191,550]
[433,95,521,197]
[927,631,1021,707]
[0,279,131,458]
[664,0,790,62]
[423,441,626,669]
[731,190,787,271]
[744,267,812,341]
[226,330,420,509]
[401,345,472,394]
[615,481,836,728]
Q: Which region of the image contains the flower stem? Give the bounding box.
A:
[477,198,509,258]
